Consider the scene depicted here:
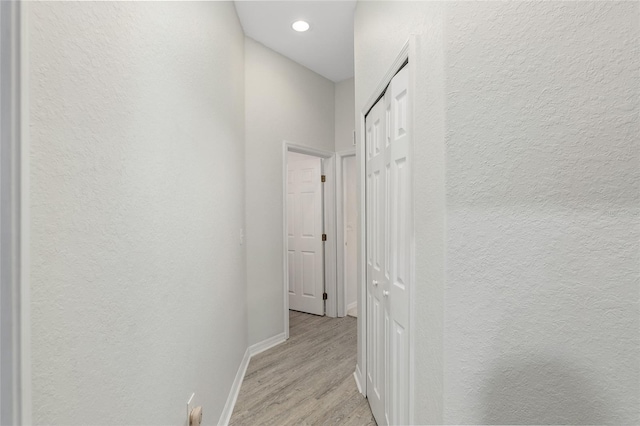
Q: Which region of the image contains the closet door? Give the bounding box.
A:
[387,65,410,426]
[365,96,386,424]
[366,64,411,426]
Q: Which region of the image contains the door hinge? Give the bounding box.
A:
[322,234,327,241]
[323,292,328,300]
[321,175,326,183]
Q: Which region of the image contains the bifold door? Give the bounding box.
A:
[365,65,411,426]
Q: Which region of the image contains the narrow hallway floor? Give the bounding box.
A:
[230,310,376,425]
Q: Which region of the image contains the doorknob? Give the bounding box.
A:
[383,290,389,297]
[372,280,378,287]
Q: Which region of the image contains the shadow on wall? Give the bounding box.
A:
[482,357,612,425]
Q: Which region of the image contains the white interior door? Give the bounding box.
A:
[366,96,386,424]
[366,65,411,426]
[287,153,325,316]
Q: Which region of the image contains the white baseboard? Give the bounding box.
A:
[249,332,286,357]
[218,347,250,426]
[354,365,364,395]
[218,333,287,426]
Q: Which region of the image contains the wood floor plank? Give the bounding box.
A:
[230,311,376,426]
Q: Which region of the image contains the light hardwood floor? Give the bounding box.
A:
[230,310,376,426]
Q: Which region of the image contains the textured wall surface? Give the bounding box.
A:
[443,2,639,424]
[29,2,247,424]
[355,1,639,424]
[334,78,355,152]
[245,38,334,345]
[335,78,357,311]
[343,155,358,309]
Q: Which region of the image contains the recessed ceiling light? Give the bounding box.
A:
[292,20,310,32]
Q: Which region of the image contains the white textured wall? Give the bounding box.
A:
[443,3,639,424]
[29,2,247,424]
[245,38,334,345]
[355,1,639,424]
[343,155,358,309]
[335,78,355,152]
[335,79,357,312]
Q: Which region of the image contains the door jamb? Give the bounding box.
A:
[1,1,30,423]
[356,37,415,423]
[282,141,337,340]
[335,149,355,317]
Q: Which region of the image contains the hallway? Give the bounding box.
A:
[11,2,638,424]
[230,311,375,425]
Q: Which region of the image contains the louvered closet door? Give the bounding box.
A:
[366,64,411,426]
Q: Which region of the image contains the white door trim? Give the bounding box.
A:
[282,141,336,339]
[356,37,416,424]
[335,149,355,317]
[0,1,30,424]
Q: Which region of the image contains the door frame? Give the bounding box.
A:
[1,1,30,424]
[335,149,356,317]
[282,141,337,339]
[356,37,415,423]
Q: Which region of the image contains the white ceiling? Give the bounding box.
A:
[234,1,356,83]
